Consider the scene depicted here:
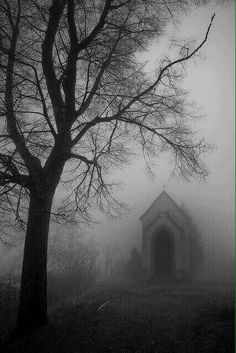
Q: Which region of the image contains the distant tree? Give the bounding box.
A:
[104,247,117,278]
[180,203,203,276]
[103,246,124,280]
[0,0,215,335]
[125,247,142,283]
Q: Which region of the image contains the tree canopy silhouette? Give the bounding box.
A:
[0,0,214,335]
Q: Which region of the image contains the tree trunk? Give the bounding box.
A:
[14,189,55,336]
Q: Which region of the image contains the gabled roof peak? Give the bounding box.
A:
[139,189,189,222]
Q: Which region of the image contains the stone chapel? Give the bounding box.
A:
[140,190,196,280]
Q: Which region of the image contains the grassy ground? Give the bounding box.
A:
[1,282,234,353]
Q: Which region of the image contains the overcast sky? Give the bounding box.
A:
[84,2,233,258]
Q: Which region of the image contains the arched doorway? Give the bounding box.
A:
[152,227,175,277]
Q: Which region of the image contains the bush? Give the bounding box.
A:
[48,239,99,304]
[103,246,145,285]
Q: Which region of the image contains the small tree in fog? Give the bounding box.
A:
[0,0,215,334]
[180,203,203,277]
[124,247,142,284]
[103,246,125,281]
[104,247,118,278]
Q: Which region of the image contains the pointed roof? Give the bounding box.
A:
[139,190,190,223]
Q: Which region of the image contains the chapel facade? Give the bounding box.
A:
[140,191,195,279]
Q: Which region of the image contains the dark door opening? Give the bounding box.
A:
[152,228,174,277]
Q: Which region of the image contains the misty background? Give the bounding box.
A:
[0,2,233,284]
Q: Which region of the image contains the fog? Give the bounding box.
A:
[0,2,234,351]
[0,2,233,285]
[82,2,234,283]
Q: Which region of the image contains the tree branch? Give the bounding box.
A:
[42,0,66,133]
[71,14,215,147]
[5,0,42,176]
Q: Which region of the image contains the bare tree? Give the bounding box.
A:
[180,202,203,276]
[0,0,215,335]
[104,246,121,278]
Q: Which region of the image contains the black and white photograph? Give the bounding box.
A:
[0,0,234,352]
